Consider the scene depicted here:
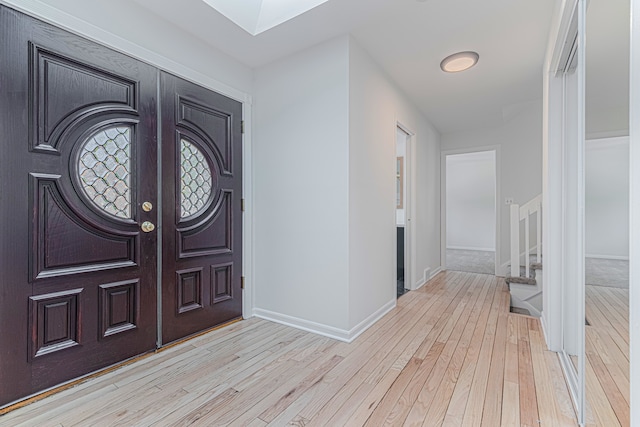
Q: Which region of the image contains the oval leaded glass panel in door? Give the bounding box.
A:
[180,139,213,218]
[78,126,132,219]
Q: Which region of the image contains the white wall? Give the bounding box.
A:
[253,36,351,331]
[348,37,441,328]
[585,137,630,259]
[585,0,630,139]
[253,36,441,337]
[445,151,496,251]
[441,101,542,268]
[7,0,253,96]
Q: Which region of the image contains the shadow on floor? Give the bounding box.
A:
[397,279,408,298]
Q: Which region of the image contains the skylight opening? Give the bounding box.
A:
[202,0,331,35]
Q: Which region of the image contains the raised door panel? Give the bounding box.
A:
[29,289,82,359]
[179,189,233,258]
[31,174,136,280]
[178,97,233,174]
[161,73,242,344]
[30,43,136,154]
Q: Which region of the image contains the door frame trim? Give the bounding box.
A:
[0,0,255,321]
[543,0,586,423]
[629,0,640,423]
[396,122,415,291]
[156,71,164,346]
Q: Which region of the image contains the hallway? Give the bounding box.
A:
[0,271,577,426]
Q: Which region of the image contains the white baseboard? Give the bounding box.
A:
[446,246,495,252]
[347,299,396,342]
[414,266,443,291]
[414,268,430,290]
[585,254,629,261]
[253,299,396,343]
[540,311,552,350]
[540,310,560,353]
[253,308,351,342]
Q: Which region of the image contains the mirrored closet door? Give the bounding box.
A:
[584,0,630,424]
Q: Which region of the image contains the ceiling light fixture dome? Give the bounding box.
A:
[440,51,479,73]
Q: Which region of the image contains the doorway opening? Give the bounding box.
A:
[443,150,497,275]
[396,126,410,298]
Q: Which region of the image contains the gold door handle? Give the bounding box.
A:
[141,221,155,233]
[142,201,153,212]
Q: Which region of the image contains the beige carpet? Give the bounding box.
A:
[585,257,628,288]
[446,249,495,275]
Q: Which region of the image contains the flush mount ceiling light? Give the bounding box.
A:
[440,51,479,73]
[202,0,331,35]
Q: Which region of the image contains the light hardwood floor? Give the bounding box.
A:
[0,271,578,426]
[585,285,629,427]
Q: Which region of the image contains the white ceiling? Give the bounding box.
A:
[130,0,392,68]
[131,0,626,136]
[350,0,555,133]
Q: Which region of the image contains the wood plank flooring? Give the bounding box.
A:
[585,285,629,427]
[0,271,577,426]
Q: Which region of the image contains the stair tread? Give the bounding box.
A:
[505,275,536,285]
[506,262,542,279]
[507,262,542,269]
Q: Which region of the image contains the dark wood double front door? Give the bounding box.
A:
[0,6,242,407]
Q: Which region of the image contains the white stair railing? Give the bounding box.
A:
[510,194,542,278]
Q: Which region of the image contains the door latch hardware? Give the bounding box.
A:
[141,221,155,233]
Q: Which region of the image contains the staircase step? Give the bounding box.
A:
[506,261,542,279]
[505,275,536,286]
